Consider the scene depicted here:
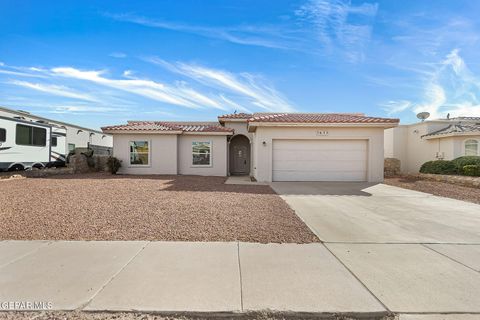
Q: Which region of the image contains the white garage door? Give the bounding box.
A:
[272,139,368,181]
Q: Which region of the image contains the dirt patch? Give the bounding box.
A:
[0,173,319,243]
[385,176,480,205]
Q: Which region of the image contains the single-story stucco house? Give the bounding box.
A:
[384,117,480,173]
[102,113,399,182]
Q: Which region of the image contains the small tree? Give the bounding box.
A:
[106,157,122,174]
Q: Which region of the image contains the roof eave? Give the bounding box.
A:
[218,118,249,123]
[248,122,399,132]
[182,131,233,136]
[101,129,183,135]
[423,131,480,139]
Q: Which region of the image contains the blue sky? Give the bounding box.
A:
[1,0,480,129]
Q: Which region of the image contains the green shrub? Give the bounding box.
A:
[106,156,122,174]
[452,156,480,174]
[419,160,456,174]
[462,165,480,176]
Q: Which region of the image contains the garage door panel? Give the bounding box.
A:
[272,140,368,182]
[274,150,367,161]
[274,170,366,182]
[274,160,367,171]
[273,140,366,151]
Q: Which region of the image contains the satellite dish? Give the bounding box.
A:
[416,112,430,122]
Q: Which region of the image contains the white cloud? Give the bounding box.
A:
[107,2,378,62]
[380,100,412,114]
[147,58,294,112]
[50,67,212,109]
[295,0,378,63]
[1,59,295,114]
[109,52,127,58]
[384,49,480,119]
[50,105,120,113]
[107,13,293,50]
[8,80,99,102]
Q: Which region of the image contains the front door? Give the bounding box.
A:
[233,144,248,174]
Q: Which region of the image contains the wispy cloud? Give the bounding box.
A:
[295,0,378,63]
[50,67,222,109]
[146,57,295,111]
[8,80,99,102]
[109,52,127,58]
[381,49,480,118]
[0,58,294,114]
[107,13,296,50]
[380,100,412,114]
[106,1,377,63]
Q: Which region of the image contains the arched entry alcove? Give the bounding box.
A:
[229,134,250,175]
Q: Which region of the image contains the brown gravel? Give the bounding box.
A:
[384,176,480,204]
[0,173,318,243]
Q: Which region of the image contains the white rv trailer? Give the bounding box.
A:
[0,106,113,152]
[0,116,67,171]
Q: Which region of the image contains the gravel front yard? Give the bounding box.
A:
[385,176,480,204]
[0,174,318,243]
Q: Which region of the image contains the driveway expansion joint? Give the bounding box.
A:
[79,241,150,311]
[0,240,52,270]
[421,244,480,274]
[236,241,244,312]
[321,243,391,313]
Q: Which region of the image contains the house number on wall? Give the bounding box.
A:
[315,130,329,136]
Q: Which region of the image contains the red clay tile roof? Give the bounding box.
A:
[102,121,233,133]
[218,113,253,120]
[248,113,399,124]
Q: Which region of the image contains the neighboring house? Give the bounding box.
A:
[0,106,113,153]
[102,113,398,182]
[384,117,480,173]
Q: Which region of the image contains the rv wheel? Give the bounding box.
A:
[8,164,24,172]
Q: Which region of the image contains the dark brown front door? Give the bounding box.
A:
[230,135,250,175]
[233,144,248,174]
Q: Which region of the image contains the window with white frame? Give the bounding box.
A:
[130,141,149,165]
[192,141,211,166]
[465,139,479,156]
[0,128,5,142]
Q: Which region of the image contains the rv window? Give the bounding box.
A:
[32,127,46,146]
[0,128,5,142]
[15,124,47,147]
[51,137,58,147]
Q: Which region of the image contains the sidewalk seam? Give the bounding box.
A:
[0,241,52,270]
[422,244,480,273]
[322,243,391,313]
[237,241,244,312]
[79,241,150,310]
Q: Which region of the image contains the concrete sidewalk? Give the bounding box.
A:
[2,240,480,319]
[0,240,386,317]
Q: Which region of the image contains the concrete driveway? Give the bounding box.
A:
[271,182,480,244]
[271,182,480,314]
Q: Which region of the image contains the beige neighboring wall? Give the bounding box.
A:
[384,121,480,173]
[178,135,228,176]
[252,126,386,183]
[113,134,178,175]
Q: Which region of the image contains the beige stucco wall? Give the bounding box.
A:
[178,135,228,176]
[113,134,178,175]
[252,126,386,183]
[385,122,480,173]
